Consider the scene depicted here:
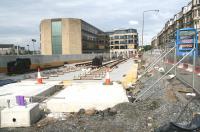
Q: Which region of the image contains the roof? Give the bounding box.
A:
[106,29,138,35]
[41,18,105,34]
[0,44,14,48]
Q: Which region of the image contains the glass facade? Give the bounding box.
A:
[81,21,109,53]
[52,21,62,54]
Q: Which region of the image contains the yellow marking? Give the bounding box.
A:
[121,63,138,89]
[62,80,72,86]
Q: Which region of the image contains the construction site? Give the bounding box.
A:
[2,0,200,131]
[0,45,199,132]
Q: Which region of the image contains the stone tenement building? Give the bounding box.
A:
[151,0,200,48]
[40,18,109,55]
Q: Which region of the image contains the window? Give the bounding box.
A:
[128,35,133,39]
[52,21,62,54]
[115,41,119,44]
[120,41,127,44]
[114,36,119,39]
[128,40,133,44]
[120,36,125,39]
[194,10,197,17]
[198,8,200,17]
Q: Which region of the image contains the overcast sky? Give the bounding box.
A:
[0,0,190,50]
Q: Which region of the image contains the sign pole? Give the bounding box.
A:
[192,34,196,89]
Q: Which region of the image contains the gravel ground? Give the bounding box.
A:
[2,98,199,132]
[1,62,200,132]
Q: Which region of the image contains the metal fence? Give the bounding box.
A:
[143,44,200,94]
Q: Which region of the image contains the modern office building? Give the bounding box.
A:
[40,18,109,55]
[152,0,200,48]
[107,29,138,58]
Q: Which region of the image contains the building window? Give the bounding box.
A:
[120,36,125,39]
[115,41,119,44]
[128,35,133,39]
[128,40,133,44]
[52,21,62,54]
[114,36,119,39]
[120,41,127,44]
[198,8,200,17]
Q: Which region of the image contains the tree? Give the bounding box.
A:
[143,45,152,51]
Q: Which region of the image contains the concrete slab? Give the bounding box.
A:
[0,80,61,108]
[1,103,41,128]
[46,82,129,113]
[110,59,135,81]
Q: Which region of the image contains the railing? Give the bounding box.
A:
[136,46,176,82]
[134,48,195,102]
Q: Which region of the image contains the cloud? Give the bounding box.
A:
[129,20,139,26]
[0,0,190,47]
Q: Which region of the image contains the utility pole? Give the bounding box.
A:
[141,10,159,50]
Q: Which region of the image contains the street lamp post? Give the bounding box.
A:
[27,45,29,54]
[141,10,159,49]
[17,45,19,55]
[32,39,36,55]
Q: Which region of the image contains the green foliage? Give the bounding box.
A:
[138,45,153,52]
[143,45,152,51]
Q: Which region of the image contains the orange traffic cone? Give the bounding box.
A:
[37,67,43,84]
[105,68,111,85]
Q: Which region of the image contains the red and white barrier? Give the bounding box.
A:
[177,63,184,69]
[161,58,200,76]
[183,63,188,69]
[186,64,193,72]
[166,59,169,64]
[198,73,200,77]
[195,66,200,76]
[164,59,175,65]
